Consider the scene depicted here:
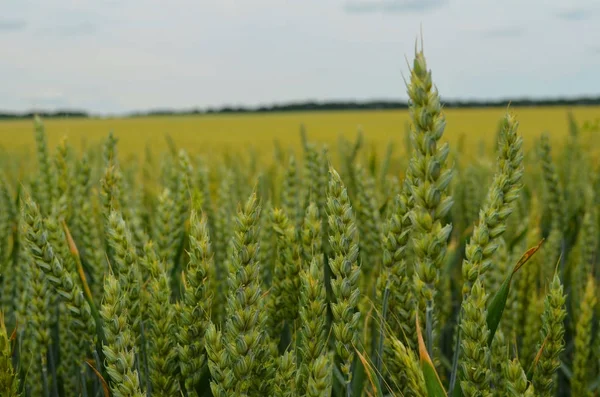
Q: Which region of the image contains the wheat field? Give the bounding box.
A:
[0,49,599,397]
[1,106,599,160]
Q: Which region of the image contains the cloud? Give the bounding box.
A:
[555,8,593,21]
[23,91,69,106]
[36,21,96,37]
[344,0,447,14]
[481,26,525,38]
[0,18,27,32]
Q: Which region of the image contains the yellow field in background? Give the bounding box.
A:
[0,106,598,161]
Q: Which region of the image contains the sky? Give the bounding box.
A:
[0,0,598,114]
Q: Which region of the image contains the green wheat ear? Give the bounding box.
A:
[301,200,323,270]
[100,272,144,397]
[106,210,142,343]
[177,209,213,397]
[539,133,566,233]
[20,238,51,396]
[503,358,530,396]
[405,47,454,358]
[386,336,426,396]
[298,257,329,396]
[22,194,96,345]
[377,189,415,351]
[272,350,297,397]
[459,279,492,396]
[461,112,524,296]
[33,116,56,216]
[532,272,566,397]
[281,154,301,227]
[326,166,360,392]
[0,175,15,270]
[570,275,596,397]
[266,208,301,341]
[306,353,333,397]
[207,191,270,395]
[141,242,178,395]
[354,164,381,276]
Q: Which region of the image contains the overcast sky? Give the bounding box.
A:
[1,0,598,114]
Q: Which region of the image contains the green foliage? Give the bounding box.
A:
[0,313,19,396]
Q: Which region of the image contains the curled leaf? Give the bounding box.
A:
[417,312,447,397]
[354,345,383,397]
[86,359,110,397]
[486,239,544,345]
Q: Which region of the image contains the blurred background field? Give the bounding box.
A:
[2,106,599,162]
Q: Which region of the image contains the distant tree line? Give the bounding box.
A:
[0,110,88,120]
[1,96,600,119]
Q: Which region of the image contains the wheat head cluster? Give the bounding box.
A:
[0,48,598,397]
